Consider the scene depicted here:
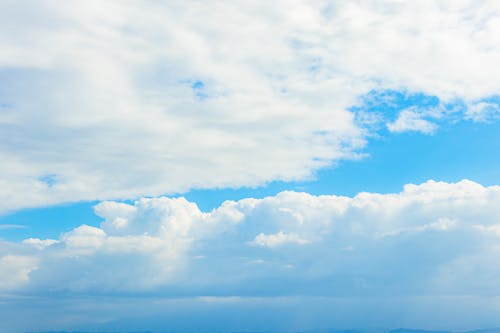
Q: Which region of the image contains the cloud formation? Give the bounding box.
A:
[2,179,500,298]
[387,108,439,134]
[1,1,500,211]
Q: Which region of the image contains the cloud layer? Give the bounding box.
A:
[2,1,500,211]
[2,179,500,297]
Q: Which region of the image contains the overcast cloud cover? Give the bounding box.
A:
[2,0,500,332]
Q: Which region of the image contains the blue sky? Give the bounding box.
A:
[2,1,500,332]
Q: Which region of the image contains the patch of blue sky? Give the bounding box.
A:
[476,94,500,104]
[190,79,208,100]
[352,89,500,131]
[0,201,101,242]
[191,80,204,90]
[352,89,441,117]
[351,89,442,132]
[37,174,58,187]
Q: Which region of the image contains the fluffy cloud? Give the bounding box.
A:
[0,255,38,290]
[2,179,500,297]
[1,1,500,212]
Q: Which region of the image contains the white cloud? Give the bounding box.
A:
[61,224,106,253]
[377,217,458,238]
[1,1,500,211]
[0,255,38,290]
[473,223,500,236]
[22,238,58,250]
[466,101,500,122]
[250,231,310,248]
[387,108,438,134]
[2,180,500,297]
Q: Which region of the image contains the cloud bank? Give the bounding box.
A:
[2,179,500,298]
[1,1,500,211]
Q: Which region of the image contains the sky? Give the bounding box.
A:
[1,1,500,332]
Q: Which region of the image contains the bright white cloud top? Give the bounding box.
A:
[1,0,500,212]
[2,180,500,297]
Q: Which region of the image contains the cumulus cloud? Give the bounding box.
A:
[0,255,38,290]
[2,180,500,297]
[22,238,58,250]
[1,1,500,211]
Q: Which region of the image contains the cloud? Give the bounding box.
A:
[0,224,27,230]
[1,1,500,211]
[466,101,500,122]
[387,108,438,134]
[2,179,500,298]
[22,238,58,250]
[0,255,38,290]
[250,231,310,248]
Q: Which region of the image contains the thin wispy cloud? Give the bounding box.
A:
[0,224,27,230]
